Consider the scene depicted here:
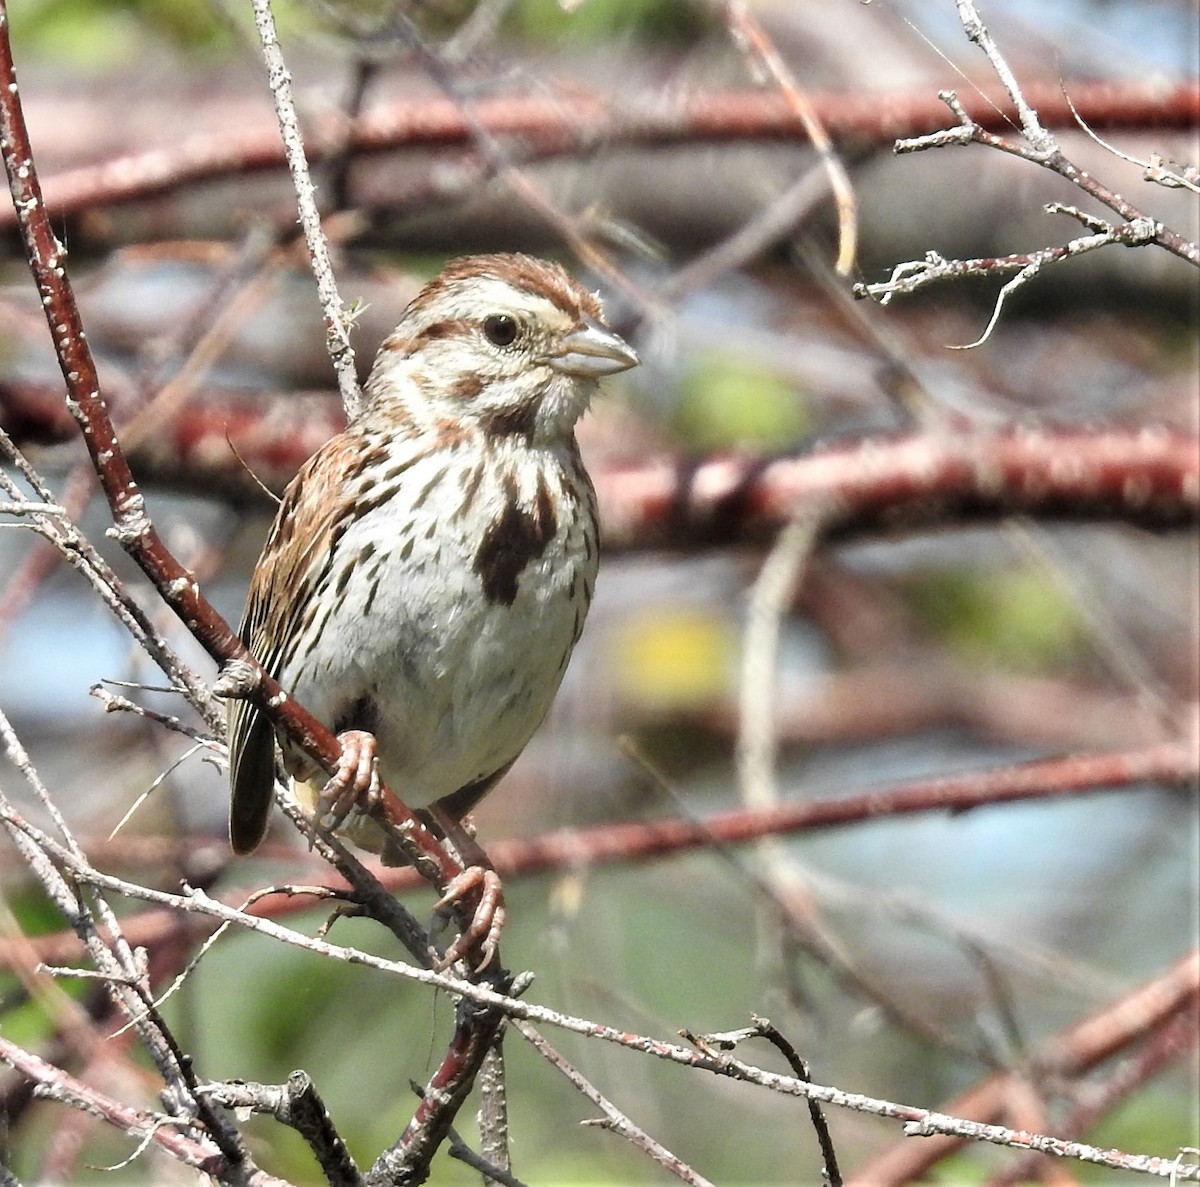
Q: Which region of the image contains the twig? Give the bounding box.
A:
[754,1018,842,1187]
[989,1009,1199,1187]
[846,949,1200,1185]
[325,56,379,213]
[891,88,1199,269]
[8,739,1192,978]
[406,1078,530,1187]
[445,1132,529,1187]
[656,159,839,303]
[953,0,1053,152]
[735,508,824,991]
[517,1022,716,1187]
[0,1035,226,1176]
[202,1072,363,1187]
[366,971,514,1186]
[854,0,1198,339]
[852,209,1157,345]
[248,0,363,418]
[476,1036,512,1186]
[0,731,249,1172]
[622,738,999,1064]
[384,8,651,313]
[7,796,1197,1180]
[738,511,823,813]
[89,683,221,747]
[1060,83,1200,197]
[0,433,219,728]
[726,1,858,275]
[686,1016,842,1187]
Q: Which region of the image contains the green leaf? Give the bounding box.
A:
[674,352,809,451]
[903,564,1085,671]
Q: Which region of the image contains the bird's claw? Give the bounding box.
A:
[317,730,381,830]
[432,865,506,972]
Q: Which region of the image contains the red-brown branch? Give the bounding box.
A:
[481,740,1198,874]
[1,79,1193,230]
[597,427,1199,548]
[4,381,1194,543]
[6,740,1192,973]
[371,1004,507,1184]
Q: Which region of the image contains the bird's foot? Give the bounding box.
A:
[432,865,506,972]
[317,730,381,831]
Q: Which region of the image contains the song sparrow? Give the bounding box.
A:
[226,253,637,954]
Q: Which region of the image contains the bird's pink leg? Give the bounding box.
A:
[428,806,506,971]
[317,729,381,829]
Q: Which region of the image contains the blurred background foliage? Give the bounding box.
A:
[8,0,714,60]
[900,564,1087,671]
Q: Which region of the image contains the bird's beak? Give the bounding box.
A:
[550,318,639,379]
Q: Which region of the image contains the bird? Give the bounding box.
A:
[226,253,638,960]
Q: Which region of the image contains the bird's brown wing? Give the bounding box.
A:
[227,436,366,854]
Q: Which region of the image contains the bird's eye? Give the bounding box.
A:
[483,314,519,347]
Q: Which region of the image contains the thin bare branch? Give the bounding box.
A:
[247,0,362,417]
[518,1023,716,1187]
[0,1035,227,1177]
[18,824,1197,1180]
[725,1,858,274]
[852,211,1157,333]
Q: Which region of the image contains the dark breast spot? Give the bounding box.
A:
[473,474,559,606]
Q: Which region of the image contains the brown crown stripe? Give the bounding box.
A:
[423,253,600,323]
